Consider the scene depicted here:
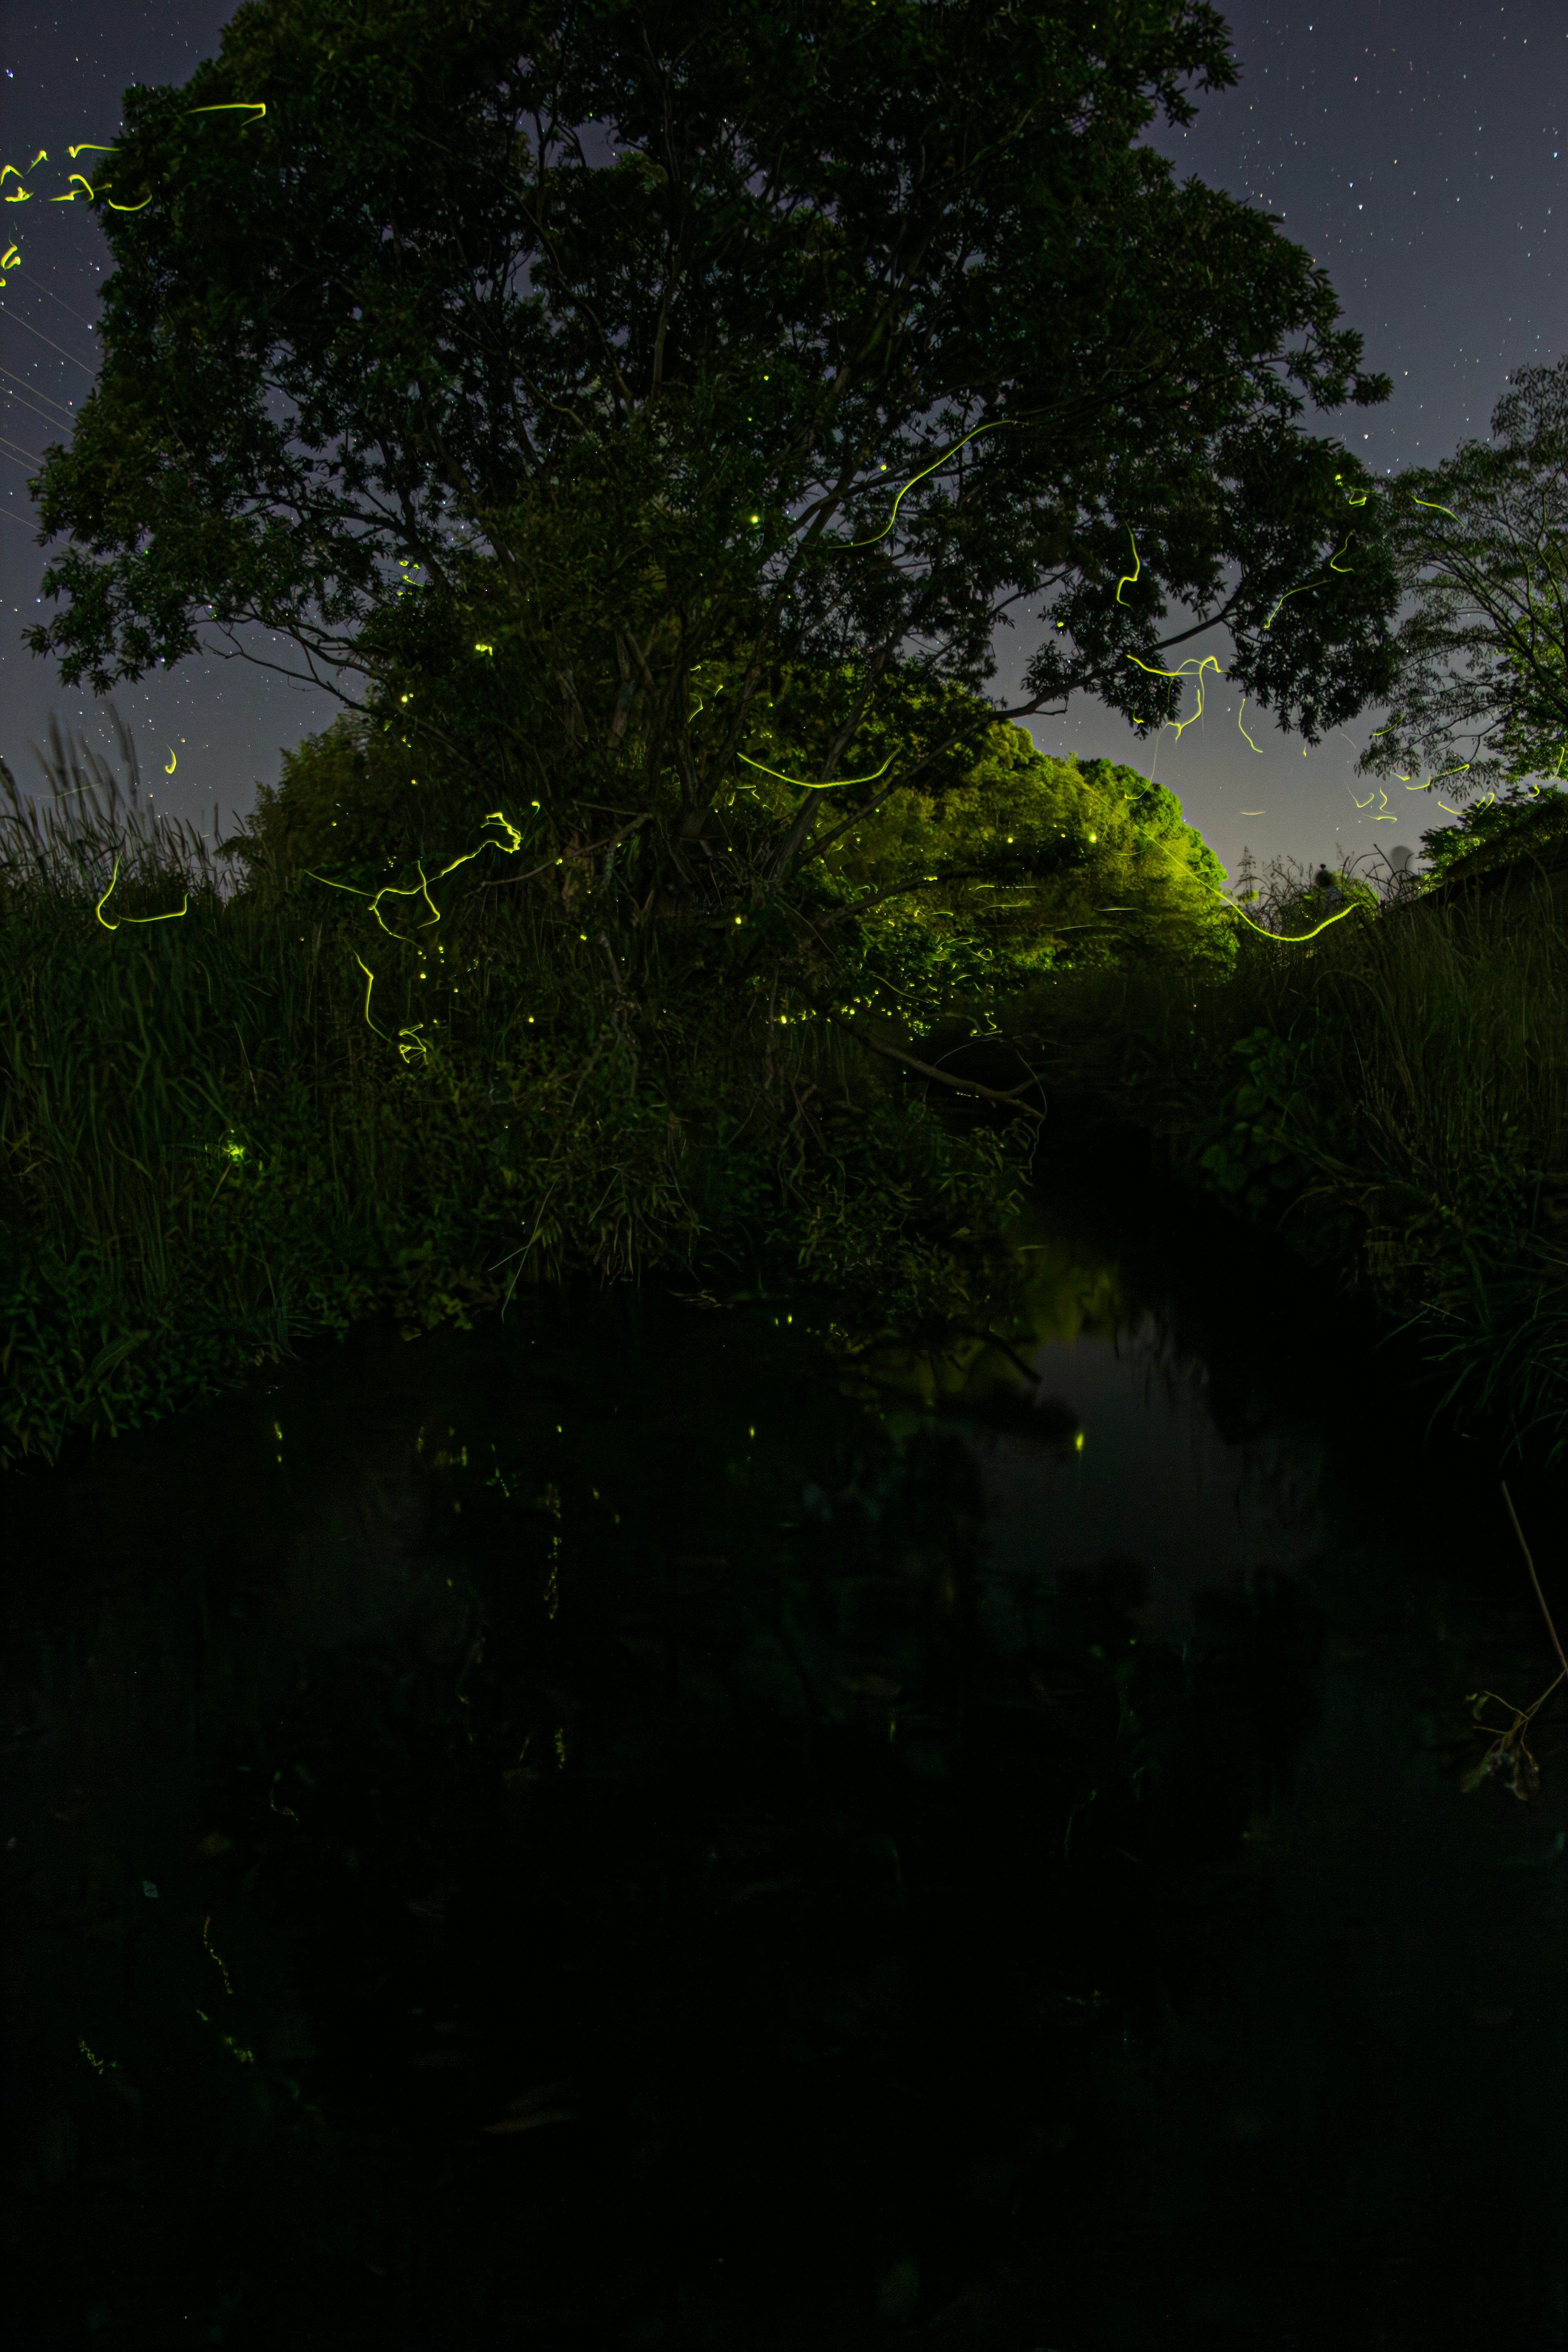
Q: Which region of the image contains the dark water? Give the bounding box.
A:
[4,1175,1566,2350]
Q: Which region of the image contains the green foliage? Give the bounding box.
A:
[5,2,1424,1456]
[1035,871,1568,1457]
[1198,1028,1323,1217]
[242,670,1233,1056]
[0,724,1042,1470]
[802,728,1233,1034]
[1363,357,1568,801]
[31,0,1398,933]
[1418,780,1568,887]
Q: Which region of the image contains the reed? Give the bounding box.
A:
[1030,857,1568,1457]
[0,717,1031,1468]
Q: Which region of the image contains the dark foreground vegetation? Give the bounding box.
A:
[11,696,1568,1473]
[0,690,1235,1467]
[8,0,1568,1467]
[1030,811,1568,1463]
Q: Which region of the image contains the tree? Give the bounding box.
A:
[1362,358,1568,806]
[29,0,1398,930]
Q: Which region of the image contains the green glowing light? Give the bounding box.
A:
[95,856,188,931]
[839,420,1012,550]
[735,747,896,792]
[1114,526,1140,606]
[196,2010,256,2065]
[1403,763,1471,791]
[1218,890,1362,945]
[354,953,388,1038]
[203,1914,234,1998]
[311,812,523,944]
[1124,649,1224,742]
[187,102,267,128]
[1263,573,1326,630]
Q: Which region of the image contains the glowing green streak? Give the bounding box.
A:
[1400,763,1471,792]
[187,102,267,127]
[1237,697,1263,754]
[1410,496,1458,520]
[736,747,896,792]
[95,857,188,931]
[203,1915,234,1998]
[319,815,526,1047]
[1123,650,1223,742]
[1219,891,1362,945]
[311,813,523,940]
[1114,527,1140,605]
[839,420,1009,550]
[1263,574,1326,630]
[355,954,389,1040]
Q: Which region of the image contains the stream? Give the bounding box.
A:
[4,1167,1566,2350]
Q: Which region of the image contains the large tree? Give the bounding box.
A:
[1360,358,1568,806]
[28,0,1398,908]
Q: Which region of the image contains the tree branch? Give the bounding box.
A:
[822,1011,1045,1120]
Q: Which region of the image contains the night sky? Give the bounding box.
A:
[0,0,1560,873]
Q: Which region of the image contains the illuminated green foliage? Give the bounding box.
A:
[29,0,1398,920]
[1416,781,1568,890]
[0,717,1036,1468]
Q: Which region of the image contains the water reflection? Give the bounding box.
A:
[2,1191,1565,2351]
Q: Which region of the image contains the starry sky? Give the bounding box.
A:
[0,0,1561,871]
[0,2,337,839]
[1009,0,1565,877]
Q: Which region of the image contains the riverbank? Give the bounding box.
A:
[0,852,1035,1472]
[1014,864,1568,1463]
[10,704,1568,1473]
[0,701,1235,1473]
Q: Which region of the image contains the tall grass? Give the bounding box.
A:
[1030,858,1568,1456]
[0,716,1032,1468]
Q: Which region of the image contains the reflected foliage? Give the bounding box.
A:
[4,1248,1564,2349]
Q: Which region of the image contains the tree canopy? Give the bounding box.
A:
[28,0,1399,902]
[1362,357,1568,805]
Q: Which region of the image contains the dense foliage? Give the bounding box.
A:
[1416,779,1568,889]
[1363,356,1568,803]
[30,0,1398,953]
[1031,862,1568,1459]
[4,1,1433,1463]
